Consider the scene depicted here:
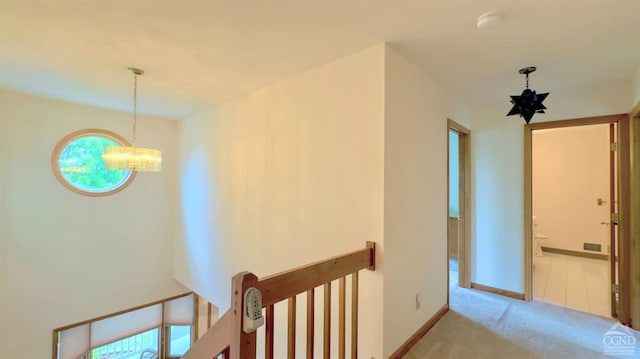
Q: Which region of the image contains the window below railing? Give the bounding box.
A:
[166,325,191,357]
[53,293,216,359]
[90,327,159,359]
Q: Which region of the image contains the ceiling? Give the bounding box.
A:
[1,0,639,119]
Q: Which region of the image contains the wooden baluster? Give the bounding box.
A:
[323,283,331,359]
[208,302,213,329]
[307,288,315,358]
[339,277,346,359]
[266,304,274,359]
[288,296,297,359]
[351,272,358,359]
[193,294,200,340]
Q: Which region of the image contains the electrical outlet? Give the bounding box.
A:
[415,292,422,310]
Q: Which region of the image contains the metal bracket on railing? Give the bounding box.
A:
[367,241,376,271]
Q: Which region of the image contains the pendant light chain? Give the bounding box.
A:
[103,67,162,172]
[525,73,529,89]
[132,72,138,147]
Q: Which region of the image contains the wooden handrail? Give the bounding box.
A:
[257,242,375,307]
[181,311,231,359]
[183,242,376,359]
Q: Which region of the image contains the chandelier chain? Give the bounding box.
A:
[132,73,137,147]
[103,67,161,172]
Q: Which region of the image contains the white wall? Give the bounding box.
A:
[175,44,385,358]
[0,99,7,356]
[175,43,472,357]
[533,125,610,253]
[0,90,186,359]
[383,46,469,357]
[471,78,632,293]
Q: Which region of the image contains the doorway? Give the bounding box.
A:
[524,114,629,320]
[530,123,613,317]
[448,119,470,296]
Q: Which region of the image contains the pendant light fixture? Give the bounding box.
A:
[506,66,549,124]
[103,68,162,172]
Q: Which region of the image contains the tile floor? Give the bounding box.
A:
[532,252,611,318]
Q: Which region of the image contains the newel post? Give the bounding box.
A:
[229,271,259,359]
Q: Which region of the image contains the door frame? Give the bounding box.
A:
[609,122,617,316]
[447,119,471,296]
[523,114,629,319]
[627,103,640,329]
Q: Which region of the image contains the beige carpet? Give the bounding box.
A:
[403,270,640,358]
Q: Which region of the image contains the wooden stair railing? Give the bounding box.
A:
[183,242,376,359]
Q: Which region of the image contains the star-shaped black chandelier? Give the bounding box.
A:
[507,66,549,124]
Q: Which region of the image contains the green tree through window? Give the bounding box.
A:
[52,130,135,196]
[59,136,129,190]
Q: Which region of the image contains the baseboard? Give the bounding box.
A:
[541,246,609,261]
[388,303,449,359]
[470,282,525,300]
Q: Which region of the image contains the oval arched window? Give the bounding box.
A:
[52,129,136,196]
